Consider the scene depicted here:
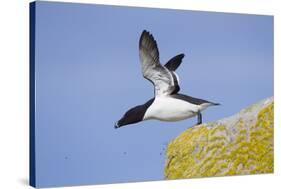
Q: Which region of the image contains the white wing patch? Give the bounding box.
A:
[173,71,180,85]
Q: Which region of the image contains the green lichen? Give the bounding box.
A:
[165,99,274,179]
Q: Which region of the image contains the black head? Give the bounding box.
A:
[115,98,154,129]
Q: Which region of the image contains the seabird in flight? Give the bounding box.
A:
[115,30,219,128]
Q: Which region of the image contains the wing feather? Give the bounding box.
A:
[139,30,184,96]
[164,54,185,71]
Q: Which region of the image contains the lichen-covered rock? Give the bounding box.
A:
[165,97,274,179]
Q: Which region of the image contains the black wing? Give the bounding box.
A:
[164,54,185,71]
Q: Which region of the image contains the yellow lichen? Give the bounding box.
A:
[165,100,274,179]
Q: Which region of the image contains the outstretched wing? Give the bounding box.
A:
[139,30,179,96]
[165,54,185,71]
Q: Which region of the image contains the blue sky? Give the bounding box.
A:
[33,1,273,187]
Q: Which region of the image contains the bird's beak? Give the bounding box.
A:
[114,122,120,129]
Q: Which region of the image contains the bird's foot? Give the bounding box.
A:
[196,121,202,125]
[197,111,202,125]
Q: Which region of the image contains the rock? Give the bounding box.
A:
[165,97,274,179]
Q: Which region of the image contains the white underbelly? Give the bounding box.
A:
[143,97,200,121]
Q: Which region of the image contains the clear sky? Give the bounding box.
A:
[34,1,273,187]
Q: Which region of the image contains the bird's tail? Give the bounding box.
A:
[211,102,220,106]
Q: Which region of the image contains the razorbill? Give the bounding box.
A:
[115,30,219,128]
